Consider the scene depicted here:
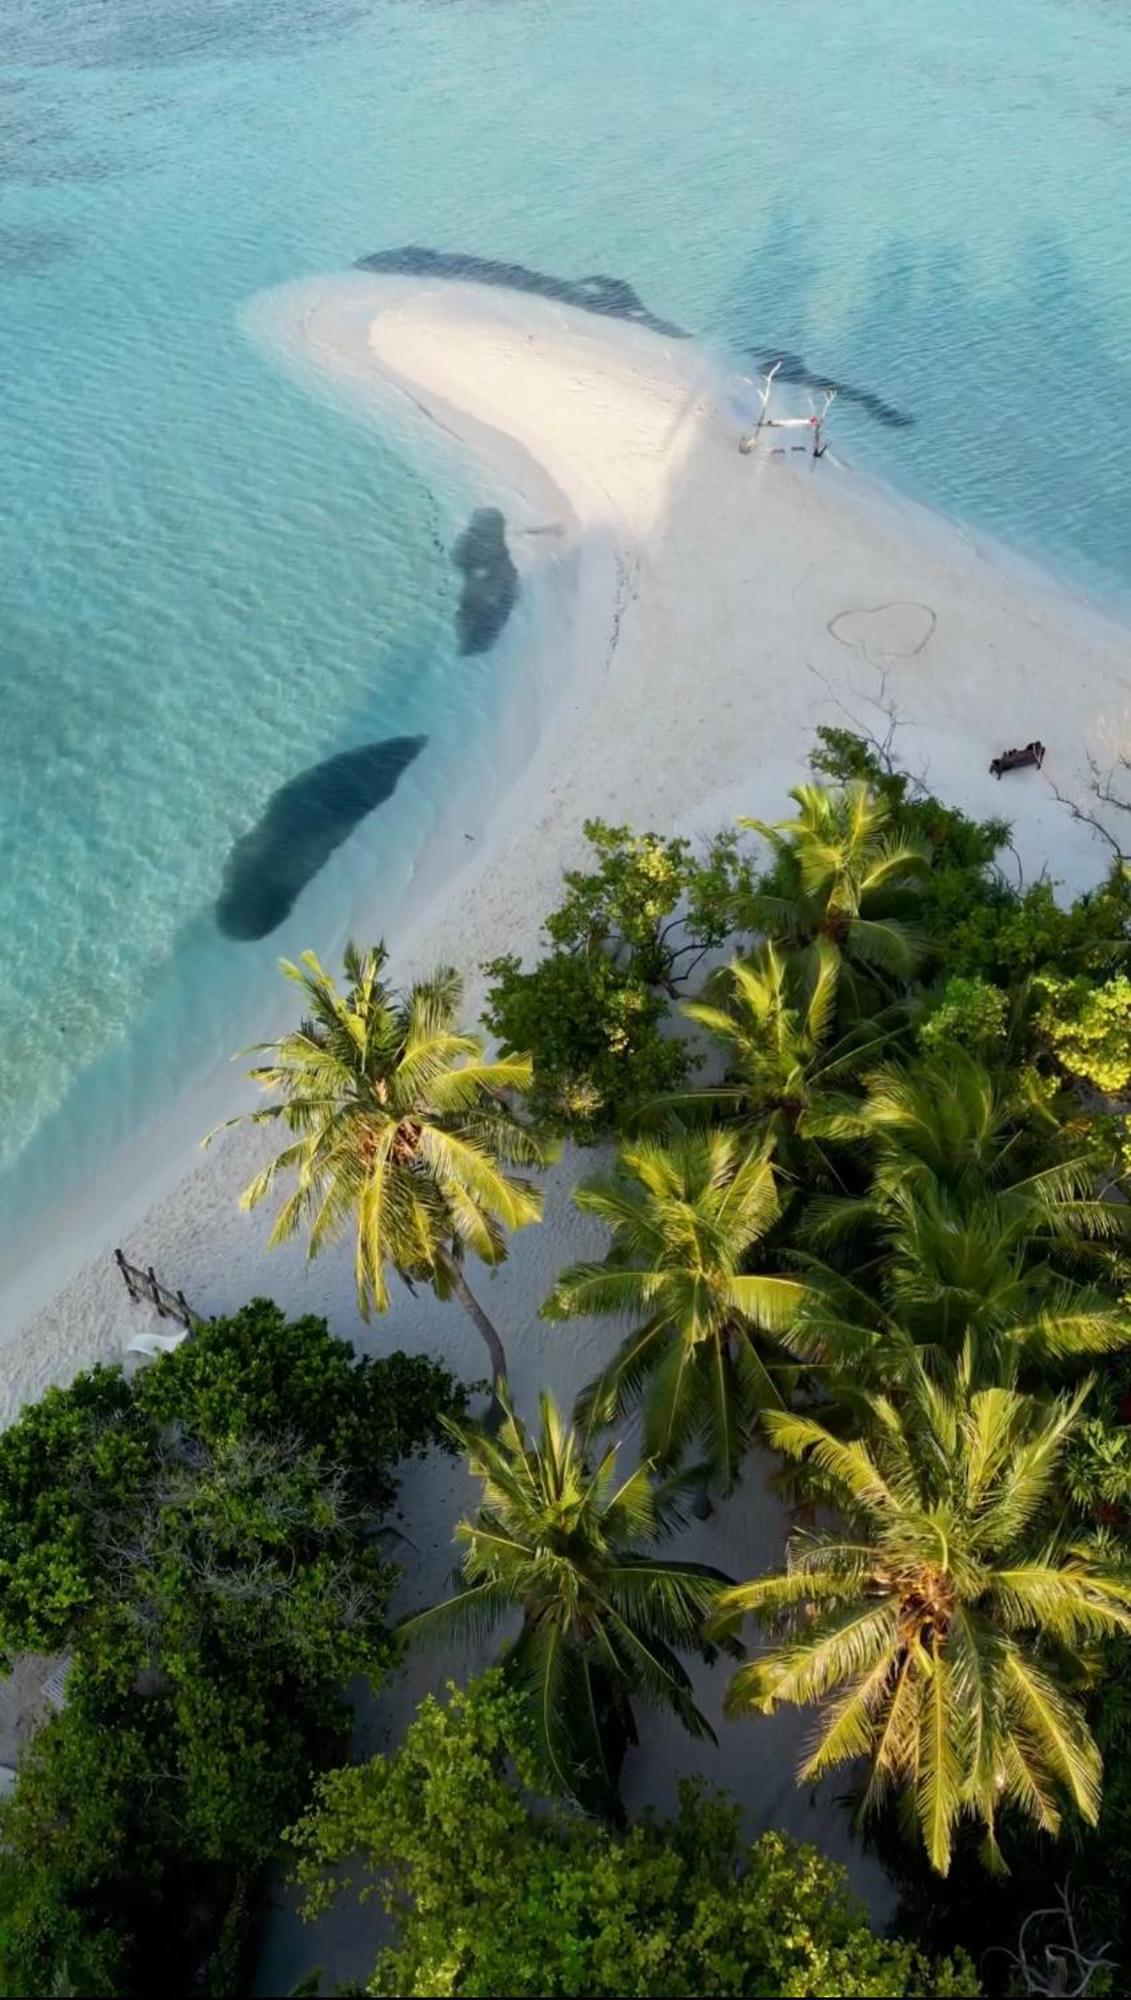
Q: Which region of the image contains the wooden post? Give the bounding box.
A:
[116,1251,198,1329]
[114,1248,138,1302]
[811,388,837,460]
[739,360,781,453]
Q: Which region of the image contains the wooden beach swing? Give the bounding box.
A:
[739,362,837,460]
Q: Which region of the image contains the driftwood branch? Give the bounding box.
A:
[1087,747,1131,813]
[982,1882,1115,1998]
[1045,772,1130,864]
[806,661,926,789]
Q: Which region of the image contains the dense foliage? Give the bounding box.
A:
[714,1368,1131,1872]
[224,944,549,1387]
[9,733,1131,1998]
[479,737,1131,1978]
[483,818,750,1136]
[545,1131,805,1493]
[0,1302,462,1997]
[400,1397,729,1816]
[288,1674,978,1997]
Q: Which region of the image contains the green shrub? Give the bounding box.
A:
[1036,972,1131,1094]
[482,820,750,1138]
[545,819,750,991]
[288,1675,979,1998]
[920,975,1009,1054]
[483,948,693,1137]
[0,1304,463,1998]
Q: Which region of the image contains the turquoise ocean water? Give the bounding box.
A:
[2,0,1130,1266]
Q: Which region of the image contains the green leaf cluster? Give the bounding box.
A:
[399,1397,731,1817]
[919,975,1009,1054]
[483,820,750,1137]
[0,1302,463,1997]
[1035,972,1131,1094]
[287,1674,978,1997]
[483,946,693,1137]
[229,946,547,1325]
[545,819,751,987]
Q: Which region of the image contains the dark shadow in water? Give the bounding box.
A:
[3,0,365,70]
[0,225,72,274]
[0,76,120,191]
[355,246,691,340]
[713,210,1131,606]
[355,245,912,428]
[451,507,518,655]
[745,345,913,429]
[216,735,427,941]
[0,0,365,193]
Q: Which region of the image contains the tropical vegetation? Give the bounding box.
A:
[712,1366,1131,1873]
[287,1673,978,1997]
[399,1394,730,1816]
[0,1303,462,1997]
[483,817,750,1135]
[739,777,931,988]
[669,935,901,1169]
[5,731,1131,1996]
[221,943,548,1388]
[545,1131,805,1492]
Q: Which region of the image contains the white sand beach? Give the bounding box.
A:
[4,276,1131,1983]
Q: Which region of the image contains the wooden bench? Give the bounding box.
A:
[989,740,1046,780]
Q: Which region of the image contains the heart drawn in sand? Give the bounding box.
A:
[828,600,937,664]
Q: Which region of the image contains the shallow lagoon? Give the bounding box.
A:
[2,0,1130,1257]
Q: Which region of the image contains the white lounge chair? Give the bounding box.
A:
[125,1326,189,1364]
[41,1660,70,1712]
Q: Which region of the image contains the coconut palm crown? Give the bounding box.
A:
[741,780,931,985]
[807,1049,1126,1254]
[791,1051,1131,1389]
[544,1131,807,1490]
[669,938,903,1170]
[712,1369,1131,1874]
[223,943,548,1384]
[398,1393,732,1817]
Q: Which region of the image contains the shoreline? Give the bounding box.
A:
[6,272,1131,1961]
[3,272,1131,1406]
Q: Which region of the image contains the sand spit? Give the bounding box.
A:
[4,277,1131,1977]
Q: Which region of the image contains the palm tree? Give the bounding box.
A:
[668,938,902,1172]
[712,1369,1131,1873]
[784,1184,1130,1395]
[398,1394,731,1816]
[544,1132,807,1491]
[222,944,548,1389]
[790,1051,1131,1388]
[807,1050,1124,1255]
[740,781,931,987]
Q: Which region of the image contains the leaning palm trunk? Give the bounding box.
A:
[436,1246,508,1391]
[214,946,549,1393]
